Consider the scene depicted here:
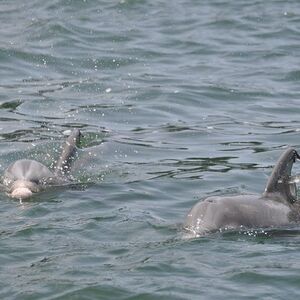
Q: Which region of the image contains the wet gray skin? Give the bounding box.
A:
[2,129,81,200]
[184,148,300,236]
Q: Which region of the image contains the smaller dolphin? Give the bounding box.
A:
[184,148,300,236]
[1,129,81,200]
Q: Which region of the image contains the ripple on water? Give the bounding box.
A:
[1,0,300,299]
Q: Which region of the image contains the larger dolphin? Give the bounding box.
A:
[1,129,81,200]
[184,148,300,236]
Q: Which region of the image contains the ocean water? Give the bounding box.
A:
[1,0,300,299]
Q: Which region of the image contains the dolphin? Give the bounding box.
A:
[184,148,300,236]
[1,129,81,200]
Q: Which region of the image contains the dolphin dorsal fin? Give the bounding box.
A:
[263,147,300,203]
[55,129,81,176]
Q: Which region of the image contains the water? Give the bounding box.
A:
[1,0,300,299]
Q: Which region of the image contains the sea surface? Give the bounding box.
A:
[1,0,300,299]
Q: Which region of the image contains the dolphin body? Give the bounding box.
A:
[1,129,81,200]
[184,148,300,236]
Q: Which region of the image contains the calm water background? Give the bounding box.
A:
[1,0,300,299]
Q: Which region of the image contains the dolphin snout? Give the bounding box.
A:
[11,187,33,199]
[8,180,40,200]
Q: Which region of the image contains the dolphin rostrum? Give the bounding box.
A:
[1,129,81,200]
[184,148,300,236]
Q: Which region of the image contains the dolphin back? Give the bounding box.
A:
[263,147,300,203]
[55,129,81,176]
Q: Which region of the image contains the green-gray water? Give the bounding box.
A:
[1,0,300,299]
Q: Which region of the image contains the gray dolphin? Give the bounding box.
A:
[1,129,81,200]
[184,148,300,236]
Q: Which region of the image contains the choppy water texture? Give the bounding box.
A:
[1,0,300,299]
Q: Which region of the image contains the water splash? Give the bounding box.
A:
[288,175,300,184]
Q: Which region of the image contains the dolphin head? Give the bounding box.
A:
[263,148,300,203]
[2,159,57,200]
